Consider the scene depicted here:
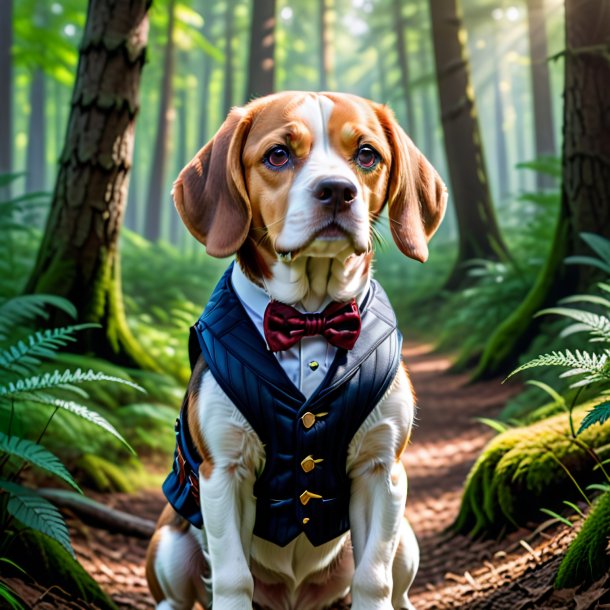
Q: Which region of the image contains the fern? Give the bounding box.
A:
[0,296,77,340]
[537,307,610,342]
[23,396,134,452]
[0,432,81,492]
[508,349,609,381]
[0,480,74,557]
[0,324,99,375]
[0,368,143,398]
[579,401,610,434]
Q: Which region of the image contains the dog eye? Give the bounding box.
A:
[265,146,291,168]
[355,145,380,170]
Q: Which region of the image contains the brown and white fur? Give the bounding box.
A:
[146,91,447,610]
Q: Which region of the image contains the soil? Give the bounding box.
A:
[5,343,610,609]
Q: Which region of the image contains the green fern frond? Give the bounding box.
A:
[23,396,134,453]
[0,296,77,339]
[560,294,610,309]
[0,583,24,610]
[0,368,143,399]
[507,349,609,380]
[0,325,99,375]
[0,480,74,558]
[0,432,82,493]
[578,401,610,434]
[536,307,610,341]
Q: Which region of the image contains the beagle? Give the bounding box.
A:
[146,91,447,610]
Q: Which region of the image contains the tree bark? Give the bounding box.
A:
[144,0,176,242]
[245,0,276,101]
[493,28,510,201]
[429,0,512,289]
[475,0,610,378]
[526,0,557,190]
[319,0,335,90]
[25,0,157,370]
[25,69,47,194]
[393,0,415,136]
[223,0,236,116]
[0,0,13,201]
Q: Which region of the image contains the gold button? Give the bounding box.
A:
[308,360,319,371]
[302,517,310,525]
[301,455,323,473]
[301,412,316,429]
[299,490,323,505]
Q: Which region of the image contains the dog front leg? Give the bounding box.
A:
[199,465,256,609]
[349,458,408,610]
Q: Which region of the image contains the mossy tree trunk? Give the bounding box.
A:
[245,0,276,101]
[25,0,158,371]
[475,0,610,379]
[429,0,512,290]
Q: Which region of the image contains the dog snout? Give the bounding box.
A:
[313,177,357,209]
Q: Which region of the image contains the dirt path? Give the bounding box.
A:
[33,344,610,608]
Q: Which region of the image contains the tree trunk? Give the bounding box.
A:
[475,0,610,378]
[418,29,435,161]
[393,0,415,136]
[25,0,157,371]
[223,0,236,116]
[171,80,188,245]
[0,0,12,201]
[245,0,276,101]
[198,7,214,146]
[429,0,512,289]
[319,0,335,90]
[144,0,176,242]
[526,0,557,190]
[25,69,47,194]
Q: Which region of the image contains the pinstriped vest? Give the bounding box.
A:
[164,264,402,547]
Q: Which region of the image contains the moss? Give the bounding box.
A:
[556,490,610,588]
[5,529,117,609]
[77,453,136,493]
[453,400,610,537]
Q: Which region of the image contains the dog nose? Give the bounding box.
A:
[314,178,357,208]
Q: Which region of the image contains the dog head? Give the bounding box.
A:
[173,91,447,288]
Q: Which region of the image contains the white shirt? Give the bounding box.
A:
[231,264,339,399]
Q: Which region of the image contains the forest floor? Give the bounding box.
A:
[8,343,610,609]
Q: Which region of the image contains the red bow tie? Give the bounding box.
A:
[263,299,361,352]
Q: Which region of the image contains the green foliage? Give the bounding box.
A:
[0,480,74,557]
[453,403,610,537]
[579,401,610,434]
[0,432,81,493]
[555,489,610,588]
[4,530,117,610]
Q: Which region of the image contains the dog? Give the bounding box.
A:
[146,91,447,610]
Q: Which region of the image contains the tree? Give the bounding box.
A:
[144,0,177,242]
[0,0,12,200]
[392,0,415,135]
[223,0,236,115]
[428,0,512,289]
[26,0,157,370]
[319,0,335,90]
[475,0,610,378]
[245,0,276,101]
[526,0,557,190]
[25,68,47,194]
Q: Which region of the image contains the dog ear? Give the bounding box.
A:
[173,107,254,258]
[375,105,447,263]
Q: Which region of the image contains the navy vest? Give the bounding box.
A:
[163,264,402,547]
